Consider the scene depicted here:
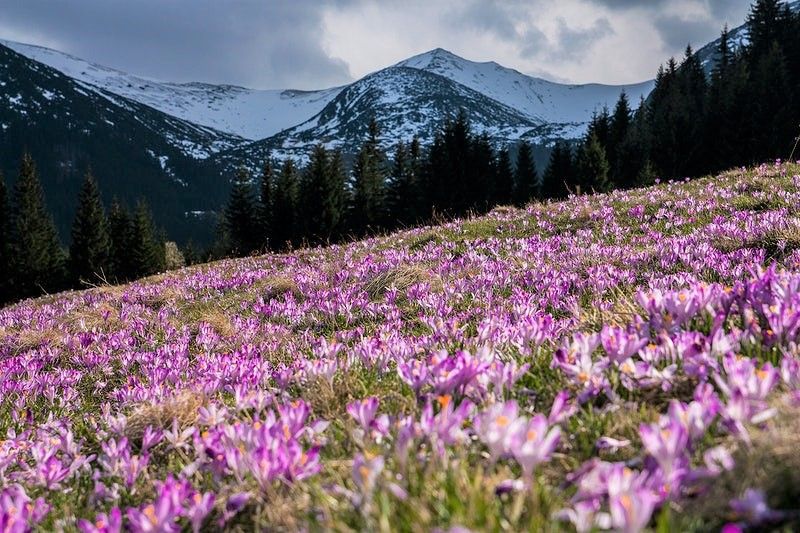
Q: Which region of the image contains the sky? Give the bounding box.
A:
[0,0,754,90]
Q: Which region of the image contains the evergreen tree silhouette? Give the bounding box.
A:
[69,170,111,286]
[11,153,66,298]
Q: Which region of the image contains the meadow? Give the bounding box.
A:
[2,162,800,532]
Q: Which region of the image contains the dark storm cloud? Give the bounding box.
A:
[550,17,614,60]
[449,1,613,62]
[452,0,522,40]
[0,0,354,89]
[653,15,720,51]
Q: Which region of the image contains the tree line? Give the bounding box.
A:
[214,117,547,255]
[0,154,174,305]
[559,0,800,192]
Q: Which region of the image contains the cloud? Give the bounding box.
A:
[0,0,355,89]
[550,17,615,60]
[0,0,757,88]
[653,15,720,52]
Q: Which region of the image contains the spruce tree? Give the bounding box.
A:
[299,145,329,243]
[11,153,66,298]
[407,137,423,221]
[350,120,387,235]
[271,159,299,250]
[129,200,163,278]
[299,145,348,243]
[257,159,274,251]
[494,148,515,206]
[469,133,496,213]
[541,142,574,199]
[324,149,349,241]
[387,141,415,226]
[224,167,259,256]
[575,134,610,193]
[609,92,631,186]
[108,199,133,282]
[69,170,110,286]
[513,141,538,205]
[749,42,794,160]
[0,172,12,304]
[617,100,654,188]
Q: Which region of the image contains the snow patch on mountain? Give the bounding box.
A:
[0,39,342,141]
[397,48,654,128]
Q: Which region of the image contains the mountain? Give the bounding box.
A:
[396,48,654,137]
[0,39,341,143]
[3,41,653,159]
[213,50,653,170]
[0,43,229,245]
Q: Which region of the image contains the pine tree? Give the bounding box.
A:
[407,137,423,220]
[608,92,631,186]
[325,149,349,241]
[513,141,538,205]
[494,148,515,206]
[575,134,610,193]
[129,200,163,278]
[271,159,299,250]
[705,26,750,170]
[749,42,794,160]
[108,199,133,282]
[0,172,12,304]
[617,100,654,187]
[256,159,274,251]
[299,145,348,243]
[469,133,496,213]
[349,119,387,235]
[224,167,259,256]
[387,141,416,226]
[677,45,708,176]
[746,0,792,61]
[586,108,612,152]
[541,142,574,199]
[69,170,110,286]
[11,153,66,298]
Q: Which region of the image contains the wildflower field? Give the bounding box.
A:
[3,163,800,532]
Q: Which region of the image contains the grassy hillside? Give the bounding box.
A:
[2,162,800,531]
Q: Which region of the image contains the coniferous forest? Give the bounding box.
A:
[1,0,798,307]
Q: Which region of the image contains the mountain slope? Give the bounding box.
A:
[3,40,652,153]
[0,39,344,141]
[3,162,800,530]
[397,48,654,135]
[0,43,226,244]
[213,65,556,167]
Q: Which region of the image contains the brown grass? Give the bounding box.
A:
[364,265,437,301]
[258,276,301,300]
[125,391,206,443]
[9,327,65,354]
[196,307,235,338]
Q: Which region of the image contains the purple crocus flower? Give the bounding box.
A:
[77,508,123,533]
[509,414,561,478]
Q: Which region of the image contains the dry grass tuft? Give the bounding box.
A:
[125,391,206,443]
[364,265,436,301]
[260,276,301,300]
[11,328,65,354]
[577,288,642,330]
[196,307,235,338]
